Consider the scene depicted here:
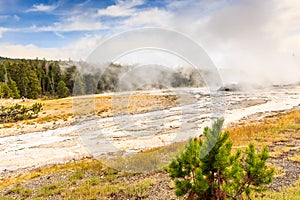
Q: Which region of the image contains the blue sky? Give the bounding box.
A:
[0,0,233,49]
[1,0,122,47]
[0,0,299,84]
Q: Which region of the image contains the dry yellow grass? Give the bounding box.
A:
[95,94,178,117]
[272,166,286,178]
[102,141,187,173]
[288,155,300,162]
[270,146,292,158]
[227,110,300,147]
[0,158,102,190]
[0,93,178,127]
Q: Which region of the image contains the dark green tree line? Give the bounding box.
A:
[0,58,73,99]
[0,57,205,99]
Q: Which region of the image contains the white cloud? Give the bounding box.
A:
[26,3,58,12]
[52,20,105,32]
[0,44,59,59]
[0,35,104,60]
[54,31,65,39]
[265,0,300,52]
[122,8,173,27]
[63,21,105,31]
[97,5,133,17]
[190,0,300,85]
[97,0,144,17]
[0,27,8,38]
[116,0,144,7]
[29,15,106,32]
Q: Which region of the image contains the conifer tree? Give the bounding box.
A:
[168,119,274,200]
[7,78,20,98]
[0,64,7,82]
[27,70,42,99]
[0,82,13,98]
[56,80,69,98]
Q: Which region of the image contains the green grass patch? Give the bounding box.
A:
[6,186,33,198]
[67,183,101,199]
[98,183,125,196]
[37,182,66,197]
[84,177,101,186]
[128,178,156,197]
[69,169,85,182]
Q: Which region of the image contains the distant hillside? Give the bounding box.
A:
[0,56,204,99]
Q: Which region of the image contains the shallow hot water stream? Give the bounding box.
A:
[0,86,299,173]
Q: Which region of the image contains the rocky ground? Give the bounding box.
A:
[0,108,299,199]
[268,136,300,191]
[0,85,299,199]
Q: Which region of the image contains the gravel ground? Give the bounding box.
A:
[1,128,299,200]
[0,107,299,199]
[268,138,300,191]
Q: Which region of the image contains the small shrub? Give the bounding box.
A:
[0,102,43,123]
